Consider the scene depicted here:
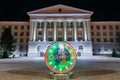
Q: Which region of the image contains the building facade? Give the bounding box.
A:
[0,4,120,57]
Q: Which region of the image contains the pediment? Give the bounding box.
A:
[27,4,93,15]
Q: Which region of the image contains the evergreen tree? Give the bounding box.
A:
[112,49,118,57]
[0,28,16,58]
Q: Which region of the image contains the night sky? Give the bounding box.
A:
[0,0,120,21]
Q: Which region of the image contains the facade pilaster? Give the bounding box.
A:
[74,21,77,41]
[64,21,67,41]
[43,21,47,42]
[54,21,57,41]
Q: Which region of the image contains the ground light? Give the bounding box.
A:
[45,42,77,79]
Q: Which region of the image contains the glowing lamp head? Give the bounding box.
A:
[45,42,77,74]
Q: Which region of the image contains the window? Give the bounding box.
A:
[116,38,120,42]
[27,32,29,36]
[26,38,29,42]
[103,25,106,29]
[80,22,83,28]
[47,22,51,28]
[110,32,113,36]
[48,31,52,35]
[110,38,113,42]
[79,46,83,49]
[27,25,29,29]
[21,26,24,29]
[37,22,44,28]
[57,22,63,28]
[38,31,42,35]
[76,22,83,28]
[104,38,107,42]
[14,32,17,36]
[97,32,100,36]
[15,26,18,29]
[57,38,63,41]
[48,38,53,41]
[116,32,120,36]
[91,32,94,36]
[78,31,82,35]
[58,31,62,35]
[91,25,93,29]
[116,25,119,30]
[8,25,12,28]
[60,22,63,28]
[96,38,101,42]
[20,32,24,36]
[51,22,54,28]
[91,38,94,42]
[20,38,24,43]
[67,38,73,41]
[68,31,72,35]
[96,26,100,30]
[103,32,107,36]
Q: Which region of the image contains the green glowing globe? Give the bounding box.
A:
[45,42,77,74]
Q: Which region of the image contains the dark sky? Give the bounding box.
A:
[0,0,120,21]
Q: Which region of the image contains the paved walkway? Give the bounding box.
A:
[0,56,120,80]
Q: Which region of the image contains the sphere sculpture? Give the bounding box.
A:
[45,42,77,74]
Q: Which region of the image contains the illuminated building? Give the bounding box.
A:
[0,4,119,57]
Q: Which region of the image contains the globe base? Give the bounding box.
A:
[49,71,73,80]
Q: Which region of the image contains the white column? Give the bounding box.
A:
[64,21,67,41]
[83,21,88,41]
[54,21,56,41]
[29,21,34,41]
[43,21,47,42]
[33,21,37,41]
[74,21,77,42]
[86,21,91,41]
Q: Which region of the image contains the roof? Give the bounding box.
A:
[27,4,93,15]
